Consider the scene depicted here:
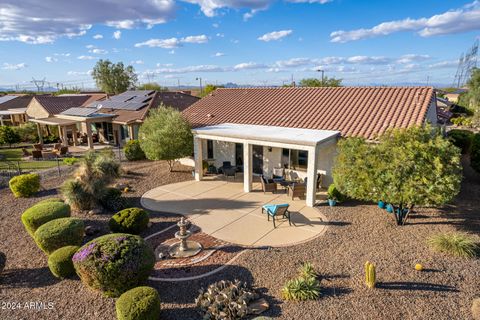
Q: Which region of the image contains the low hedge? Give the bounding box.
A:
[9,173,40,198]
[48,246,79,278]
[34,218,84,254]
[472,133,480,174]
[36,198,64,204]
[448,129,474,154]
[124,140,146,161]
[21,202,71,237]
[116,286,161,320]
[73,233,155,297]
[109,208,149,234]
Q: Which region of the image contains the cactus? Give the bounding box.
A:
[365,261,376,289]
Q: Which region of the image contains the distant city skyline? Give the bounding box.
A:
[0,0,479,90]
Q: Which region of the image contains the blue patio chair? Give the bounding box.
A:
[261,204,291,228]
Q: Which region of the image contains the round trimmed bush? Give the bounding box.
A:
[124,140,146,161]
[109,208,149,234]
[34,218,84,254]
[9,173,40,198]
[72,233,155,297]
[47,246,79,278]
[116,286,160,320]
[21,201,71,237]
[0,251,6,275]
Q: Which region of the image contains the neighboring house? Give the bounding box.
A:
[182,86,437,207]
[444,88,468,103]
[0,95,34,126]
[85,90,199,147]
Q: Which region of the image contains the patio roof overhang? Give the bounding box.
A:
[29,117,79,126]
[192,123,340,150]
[0,108,27,116]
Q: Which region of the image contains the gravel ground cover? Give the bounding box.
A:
[0,158,479,320]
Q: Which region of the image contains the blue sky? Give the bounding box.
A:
[0,0,479,89]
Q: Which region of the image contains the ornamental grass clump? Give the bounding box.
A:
[196,280,259,320]
[281,262,321,301]
[428,233,479,258]
[72,233,155,297]
[61,150,120,211]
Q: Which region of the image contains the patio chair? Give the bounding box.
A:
[261,175,277,194]
[56,146,69,157]
[33,143,43,151]
[273,167,285,179]
[262,204,291,228]
[53,143,62,152]
[32,150,43,160]
[223,167,236,180]
[288,182,306,200]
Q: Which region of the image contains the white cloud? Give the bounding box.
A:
[258,30,293,42]
[275,58,313,68]
[131,60,144,65]
[93,34,103,39]
[86,44,95,49]
[77,55,97,60]
[90,48,108,54]
[135,34,208,48]
[288,0,331,3]
[152,64,228,74]
[181,0,272,18]
[214,52,225,57]
[396,54,431,64]
[345,56,390,64]
[181,35,208,43]
[67,70,93,76]
[169,50,175,54]
[2,62,27,70]
[0,1,176,44]
[330,1,480,42]
[45,56,58,63]
[429,60,458,68]
[54,53,71,57]
[233,62,268,70]
[113,30,121,40]
[216,33,224,37]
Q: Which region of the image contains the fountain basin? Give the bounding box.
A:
[168,240,203,258]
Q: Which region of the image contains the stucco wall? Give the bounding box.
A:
[202,140,236,168]
[425,100,438,125]
[26,99,50,119]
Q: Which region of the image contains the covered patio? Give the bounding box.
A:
[141,178,329,247]
[192,123,340,207]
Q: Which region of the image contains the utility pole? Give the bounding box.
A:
[196,77,203,95]
[317,69,325,86]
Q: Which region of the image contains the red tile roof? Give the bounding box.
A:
[182,87,435,140]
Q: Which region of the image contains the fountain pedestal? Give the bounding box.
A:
[167,218,202,258]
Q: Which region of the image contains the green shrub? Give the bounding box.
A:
[47,246,79,278]
[451,116,473,127]
[124,140,146,161]
[34,218,84,254]
[448,129,474,154]
[21,202,71,237]
[72,233,155,297]
[472,133,480,173]
[9,173,40,198]
[281,262,321,301]
[327,184,344,202]
[63,157,79,166]
[109,208,149,234]
[0,251,5,275]
[116,286,160,320]
[428,233,478,258]
[196,280,258,320]
[99,187,128,212]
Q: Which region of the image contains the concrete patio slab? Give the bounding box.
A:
[141,179,328,247]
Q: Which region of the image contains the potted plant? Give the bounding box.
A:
[327,184,343,207]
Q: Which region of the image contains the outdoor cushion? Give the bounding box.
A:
[262,204,289,216]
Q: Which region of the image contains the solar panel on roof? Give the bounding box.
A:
[60,107,98,117]
[0,96,18,104]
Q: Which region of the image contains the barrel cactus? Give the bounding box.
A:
[72,233,155,297]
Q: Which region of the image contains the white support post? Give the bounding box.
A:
[243,142,252,192]
[61,126,68,146]
[194,137,204,181]
[306,145,319,207]
[36,123,43,144]
[85,122,94,149]
[72,125,78,146]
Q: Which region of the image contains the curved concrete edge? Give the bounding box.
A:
[148,249,247,282]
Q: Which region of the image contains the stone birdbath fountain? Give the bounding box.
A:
[167,217,202,258]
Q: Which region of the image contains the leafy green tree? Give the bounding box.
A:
[461,68,480,127]
[139,105,193,171]
[200,84,224,97]
[53,87,81,96]
[0,126,20,146]
[136,82,168,91]
[15,123,38,143]
[299,77,342,87]
[333,126,462,225]
[92,60,138,94]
